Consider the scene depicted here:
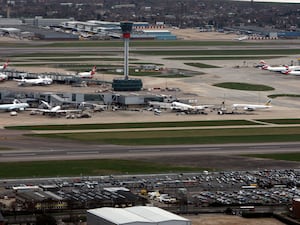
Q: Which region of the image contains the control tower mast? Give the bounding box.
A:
[112,21,143,91]
[121,22,132,80]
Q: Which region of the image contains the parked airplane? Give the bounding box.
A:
[0,99,29,111]
[29,101,82,116]
[170,101,212,113]
[0,72,8,81]
[76,66,96,78]
[234,35,248,41]
[285,65,300,71]
[14,76,53,86]
[0,60,9,70]
[261,64,288,72]
[282,69,300,76]
[232,99,272,111]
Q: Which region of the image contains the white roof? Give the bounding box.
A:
[87,207,151,225]
[87,206,190,225]
[125,206,190,223]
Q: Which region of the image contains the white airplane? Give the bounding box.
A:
[285,65,300,71]
[0,60,9,70]
[14,76,53,86]
[170,101,212,113]
[76,66,96,78]
[29,100,82,116]
[261,64,288,72]
[232,99,272,111]
[282,69,300,76]
[0,99,29,111]
[0,72,8,81]
[234,35,248,41]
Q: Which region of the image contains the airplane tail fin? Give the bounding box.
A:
[3,60,9,69]
[13,99,21,104]
[259,60,266,65]
[91,66,96,76]
[41,100,51,109]
[265,99,272,106]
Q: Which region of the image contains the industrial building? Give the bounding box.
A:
[292,198,300,219]
[13,186,147,213]
[87,206,191,225]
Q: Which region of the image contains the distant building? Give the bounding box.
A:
[23,16,74,27]
[16,190,67,211]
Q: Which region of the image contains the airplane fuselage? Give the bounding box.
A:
[0,102,29,111]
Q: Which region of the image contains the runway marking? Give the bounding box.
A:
[188,148,221,151]
[128,150,161,153]
[2,153,36,157]
[66,151,99,155]
[248,146,281,149]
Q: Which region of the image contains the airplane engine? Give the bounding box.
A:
[244,107,254,111]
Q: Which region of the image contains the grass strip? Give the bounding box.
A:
[28,127,300,145]
[242,153,300,162]
[268,94,300,99]
[0,159,205,179]
[184,63,220,68]
[41,40,300,48]
[29,57,125,61]
[133,49,300,56]
[256,119,300,124]
[214,82,275,91]
[6,120,257,131]
[164,56,282,60]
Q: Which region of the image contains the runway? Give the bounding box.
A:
[1,141,300,162]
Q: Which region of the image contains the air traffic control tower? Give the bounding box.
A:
[112,22,143,91]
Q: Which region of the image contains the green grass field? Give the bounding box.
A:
[28,127,300,145]
[256,119,300,124]
[6,120,258,130]
[268,94,300,99]
[214,82,275,91]
[0,159,206,178]
[39,40,300,48]
[42,40,256,48]
[184,63,220,68]
[242,153,300,162]
[164,56,282,60]
[134,49,300,56]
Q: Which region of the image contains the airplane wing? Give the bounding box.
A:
[8,106,20,110]
[56,109,82,113]
[28,108,82,114]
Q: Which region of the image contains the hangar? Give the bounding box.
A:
[87,206,191,225]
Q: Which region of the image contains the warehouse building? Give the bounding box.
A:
[87,206,191,225]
